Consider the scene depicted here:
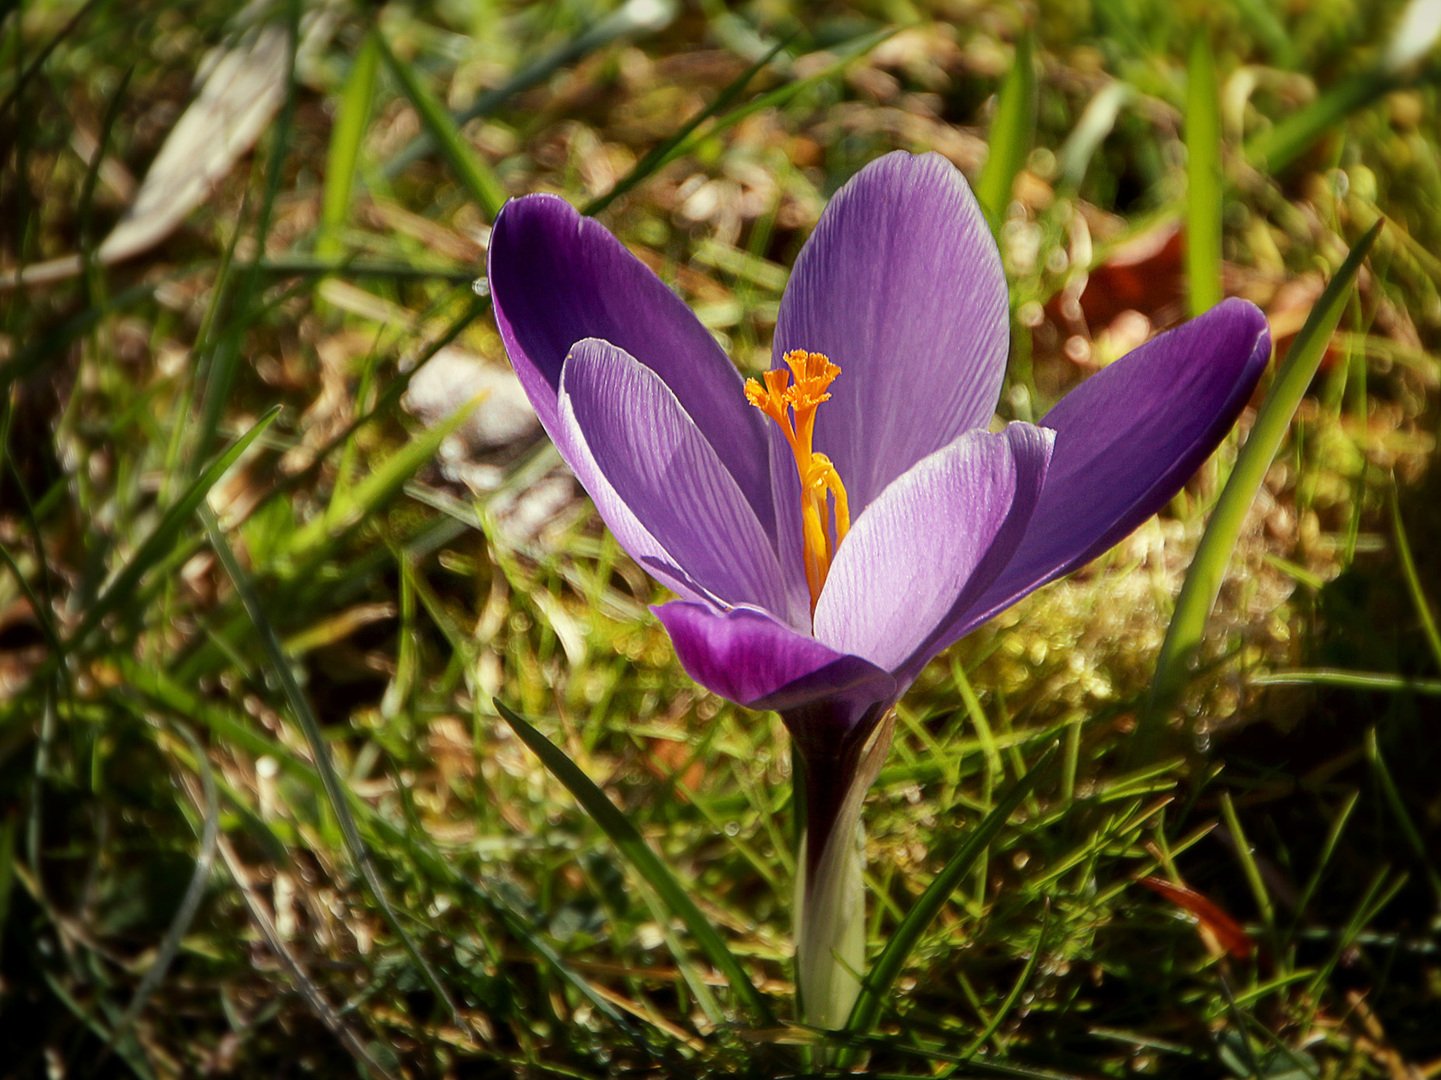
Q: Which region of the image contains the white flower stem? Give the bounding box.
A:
[792,711,894,1033]
[795,817,866,1030]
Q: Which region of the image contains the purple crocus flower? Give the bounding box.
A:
[488,151,1271,1027]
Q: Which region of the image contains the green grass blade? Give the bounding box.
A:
[1219,790,1274,932]
[493,698,774,1023]
[975,29,1035,229]
[261,295,487,514]
[383,0,675,177]
[1145,221,1381,729]
[0,0,103,119]
[1249,668,1441,695]
[196,5,300,468]
[318,30,380,263]
[600,27,891,209]
[129,655,643,1040]
[211,829,398,1079]
[1185,34,1223,317]
[583,33,792,217]
[960,905,1050,1061]
[110,721,220,1047]
[250,255,477,282]
[1390,491,1441,672]
[1366,729,1441,903]
[202,505,464,1030]
[289,395,480,558]
[1245,70,1401,173]
[67,406,280,652]
[1231,0,1298,68]
[1285,790,1359,951]
[844,741,1059,1038]
[378,34,506,219]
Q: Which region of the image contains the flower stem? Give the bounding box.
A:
[791,712,895,1032]
[795,818,866,1030]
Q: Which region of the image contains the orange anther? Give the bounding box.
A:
[745,351,851,613]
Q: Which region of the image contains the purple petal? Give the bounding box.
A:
[654,600,896,718]
[488,194,774,532]
[812,424,1054,674]
[949,298,1272,638]
[557,339,797,619]
[774,151,1009,518]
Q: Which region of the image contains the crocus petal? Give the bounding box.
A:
[654,600,897,718]
[774,151,1009,517]
[488,194,774,531]
[812,424,1054,674]
[556,338,796,619]
[948,298,1273,639]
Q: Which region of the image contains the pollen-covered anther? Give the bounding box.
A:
[782,350,841,413]
[744,350,850,613]
[744,370,795,431]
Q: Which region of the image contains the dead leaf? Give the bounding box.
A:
[1138,874,1256,960]
[3,16,333,291]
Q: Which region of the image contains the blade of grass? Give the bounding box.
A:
[1218,790,1274,932]
[0,543,65,662]
[289,394,481,558]
[201,504,464,1030]
[378,34,505,220]
[318,30,380,264]
[36,968,157,1080]
[1366,728,1441,903]
[1232,0,1297,68]
[0,0,104,120]
[1303,866,1408,1002]
[975,28,1036,230]
[383,0,675,177]
[210,826,397,1079]
[66,406,279,654]
[1145,221,1380,733]
[1390,490,1441,672]
[957,905,1051,1063]
[583,33,792,217]
[106,722,220,1056]
[1245,67,1423,174]
[1285,789,1359,953]
[196,3,300,467]
[493,698,774,1023]
[253,255,478,282]
[1185,33,1223,316]
[630,27,894,192]
[75,62,134,263]
[255,292,488,517]
[126,655,642,1040]
[844,741,1059,1039]
[326,346,382,536]
[1249,668,1441,694]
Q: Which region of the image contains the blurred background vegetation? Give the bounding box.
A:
[1,0,1438,1075]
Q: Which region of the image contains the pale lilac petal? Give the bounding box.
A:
[812,424,1054,674]
[488,194,773,531]
[557,339,797,620]
[950,298,1273,637]
[774,151,1009,518]
[654,601,896,717]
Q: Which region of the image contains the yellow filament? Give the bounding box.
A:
[744,350,851,611]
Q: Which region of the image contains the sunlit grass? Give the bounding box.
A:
[1,1,1438,1075]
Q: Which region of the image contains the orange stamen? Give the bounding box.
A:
[744,350,851,613]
